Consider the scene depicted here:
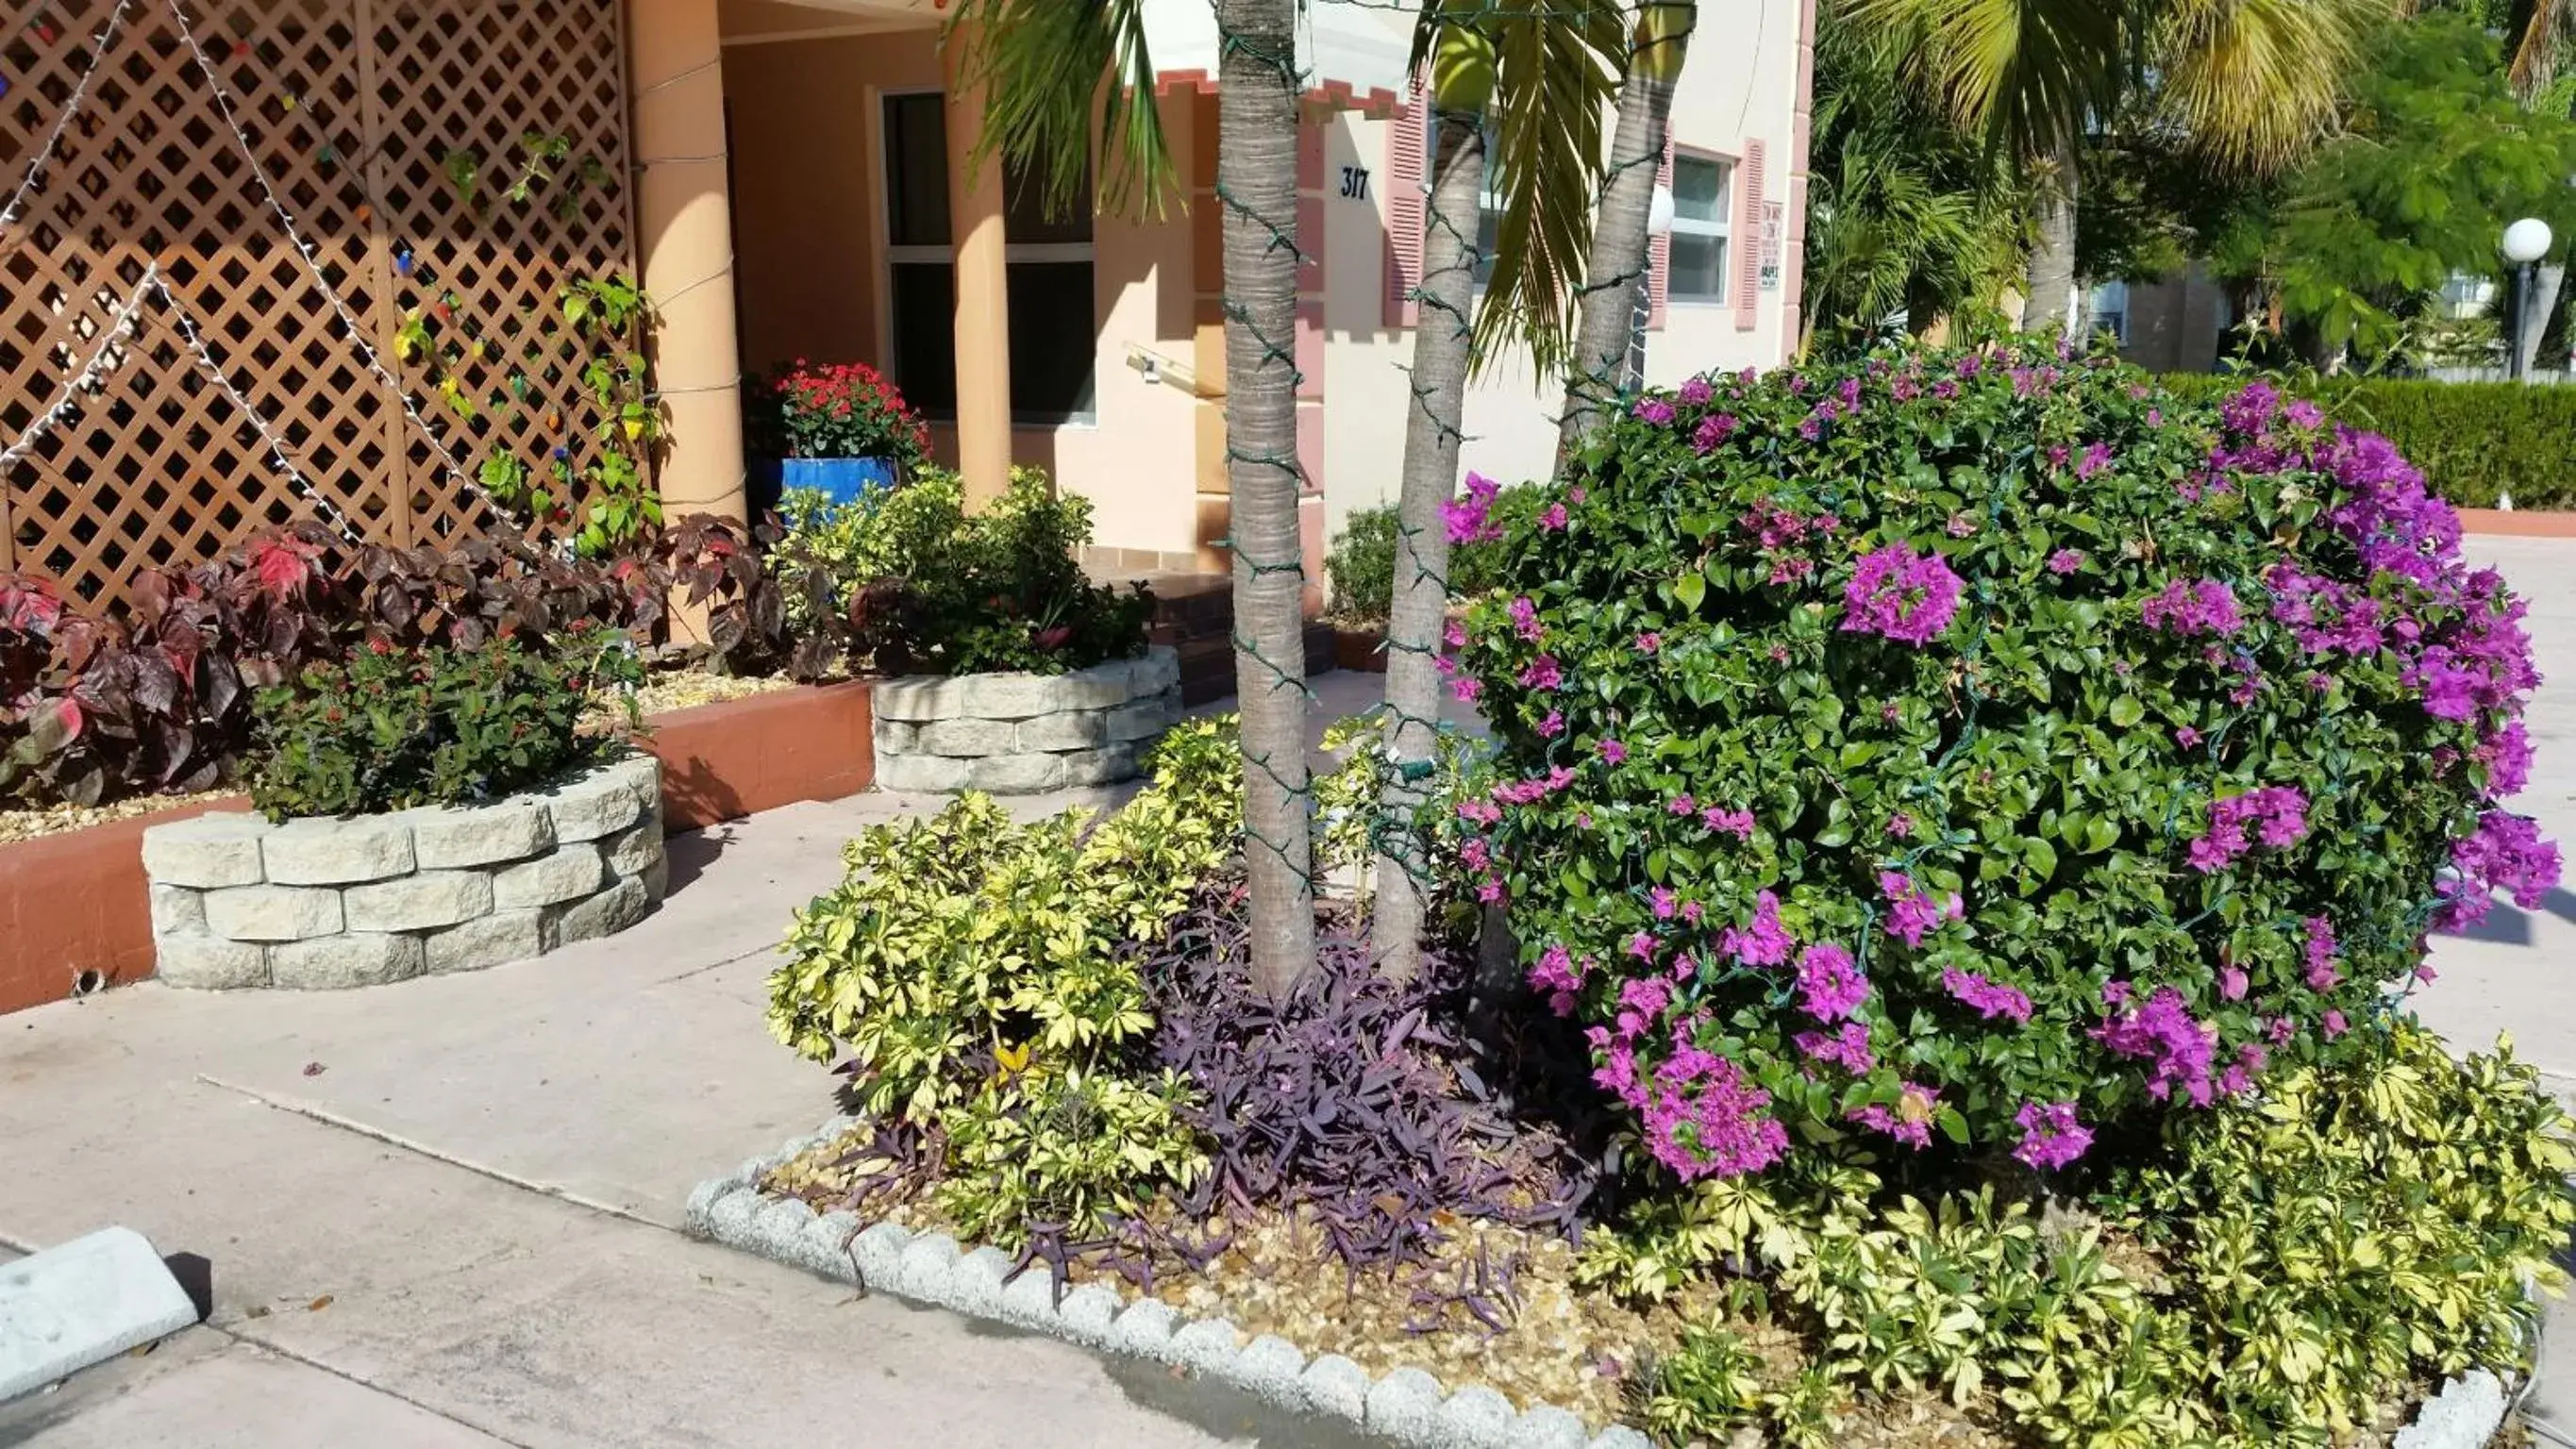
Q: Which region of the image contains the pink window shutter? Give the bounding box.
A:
[1647,135,1674,329]
[1734,139,1766,331]
[1383,83,1428,327]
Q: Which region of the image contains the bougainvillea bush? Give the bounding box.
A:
[1448,336,2557,1181]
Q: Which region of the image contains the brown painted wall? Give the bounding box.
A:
[642,680,876,829]
[722,28,942,375]
[0,798,251,1016]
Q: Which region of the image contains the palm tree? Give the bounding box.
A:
[1372,1,1622,980]
[1559,1,1696,451]
[1801,14,2025,352]
[1843,0,2391,335]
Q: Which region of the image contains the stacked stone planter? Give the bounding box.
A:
[872,645,1180,794]
[139,754,665,991]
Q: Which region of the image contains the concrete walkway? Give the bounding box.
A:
[5,554,2575,1442]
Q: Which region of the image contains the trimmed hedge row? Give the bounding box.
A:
[2158,374,2576,510]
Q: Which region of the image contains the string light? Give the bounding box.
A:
[0,261,361,543]
[0,0,130,240]
[159,0,503,520]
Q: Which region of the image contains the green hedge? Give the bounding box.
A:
[2158,374,2576,510]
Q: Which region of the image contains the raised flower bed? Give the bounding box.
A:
[141,753,665,990]
[872,646,1179,794]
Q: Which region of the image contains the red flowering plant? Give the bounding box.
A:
[1447,335,2552,1184]
[747,359,931,472]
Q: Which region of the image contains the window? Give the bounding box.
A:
[2087,280,2131,346]
[880,92,1097,425]
[1666,153,1731,304]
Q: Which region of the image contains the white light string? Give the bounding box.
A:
[159,0,503,519]
[0,266,154,475]
[150,267,362,542]
[0,261,362,543]
[0,0,132,242]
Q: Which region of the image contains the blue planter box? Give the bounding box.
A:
[749,456,898,516]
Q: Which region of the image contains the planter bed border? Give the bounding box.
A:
[688,1119,2515,1449]
[0,679,878,1016]
[687,1116,1642,1449]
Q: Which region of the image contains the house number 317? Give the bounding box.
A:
[1339,166,1370,199]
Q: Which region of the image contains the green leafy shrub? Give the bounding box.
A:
[2159,372,2576,510]
[776,467,1152,676]
[250,631,641,820]
[762,720,1239,1241]
[1453,338,2551,1177]
[1322,489,1529,625]
[1614,1023,2572,1447]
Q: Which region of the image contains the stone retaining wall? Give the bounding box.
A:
[140,754,666,991]
[871,646,1180,794]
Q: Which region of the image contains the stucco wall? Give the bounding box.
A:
[1314,0,1810,555]
[716,0,1808,567]
[720,18,1199,556]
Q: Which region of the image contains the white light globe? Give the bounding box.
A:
[1648,184,1676,238]
[2503,217,2554,264]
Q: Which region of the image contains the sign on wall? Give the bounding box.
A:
[1758,200,1784,292]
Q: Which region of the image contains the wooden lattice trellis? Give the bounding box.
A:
[0,0,634,608]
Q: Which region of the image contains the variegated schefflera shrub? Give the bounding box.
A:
[1447,337,2558,1179]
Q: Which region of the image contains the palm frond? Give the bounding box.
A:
[945,0,1179,222]
[2149,0,2394,173]
[1459,0,1631,378]
[1838,0,2126,159]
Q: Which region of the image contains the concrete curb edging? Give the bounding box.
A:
[687,1116,1652,1449]
[688,1119,2515,1449]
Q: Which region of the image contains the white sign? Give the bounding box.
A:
[1758,200,1785,292]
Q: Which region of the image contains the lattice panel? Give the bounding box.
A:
[1,0,635,606]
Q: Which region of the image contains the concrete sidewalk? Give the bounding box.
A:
[0,774,1378,1447]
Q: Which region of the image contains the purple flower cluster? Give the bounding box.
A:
[2434,810,2564,932]
[1441,472,1504,545]
[2141,577,2245,637]
[1721,890,1793,967]
[2303,915,2342,991]
[1841,544,1965,647]
[1794,1021,1874,1074]
[1941,967,2032,1024]
[1796,942,1869,1022]
[2093,983,2218,1107]
[1881,872,1963,947]
[1848,1080,1940,1150]
[2187,786,2310,873]
[2012,1101,2093,1171]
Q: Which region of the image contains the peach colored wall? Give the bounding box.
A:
[719,18,1199,555]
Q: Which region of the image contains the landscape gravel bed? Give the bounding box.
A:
[687,1119,2517,1449]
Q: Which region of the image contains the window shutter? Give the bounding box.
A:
[1647,134,1674,329]
[1383,81,1428,328]
[1734,138,1766,331]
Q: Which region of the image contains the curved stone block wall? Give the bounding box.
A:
[871,647,1181,793]
[140,755,666,990]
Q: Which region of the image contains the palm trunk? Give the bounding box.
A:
[1557,2,1694,456]
[2522,262,2565,375]
[1216,0,1316,1000]
[1371,106,1484,983]
[2022,125,2080,335]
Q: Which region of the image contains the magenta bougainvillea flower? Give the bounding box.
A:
[1841,544,1964,646]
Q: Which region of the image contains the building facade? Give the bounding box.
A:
[710,0,1817,582]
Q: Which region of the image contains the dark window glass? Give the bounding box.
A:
[889,261,958,416]
[1005,162,1093,245]
[1007,262,1096,422]
[884,94,951,247]
[1670,234,1728,301]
